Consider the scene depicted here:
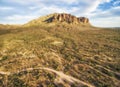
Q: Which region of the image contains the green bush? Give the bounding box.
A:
[0,56,8,62]
[8,76,29,87]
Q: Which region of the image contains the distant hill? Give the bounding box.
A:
[24,13,91,27]
[0,24,21,30]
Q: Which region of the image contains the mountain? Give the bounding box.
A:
[43,13,89,24]
[0,13,120,87]
[25,13,91,27]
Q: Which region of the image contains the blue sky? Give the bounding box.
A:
[0,0,120,27]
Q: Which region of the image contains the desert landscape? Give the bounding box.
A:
[0,13,120,87]
[0,0,120,87]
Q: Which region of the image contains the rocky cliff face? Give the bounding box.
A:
[25,13,90,27]
[45,13,89,24]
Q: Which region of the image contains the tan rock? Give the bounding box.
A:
[45,13,89,24]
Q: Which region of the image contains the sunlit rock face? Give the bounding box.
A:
[45,13,89,24]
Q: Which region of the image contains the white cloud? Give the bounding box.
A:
[102,0,111,3]
[5,15,36,20]
[28,0,108,16]
[1,15,38,24]
[2,0,111,15]
[90,6,120,27]
[4,0,41,5]
[81,1,101,14]
[90,6,120,18]
[91,17,120,27]
[0,6,14,10]
[5,0,78,5]
[58,0,78,4]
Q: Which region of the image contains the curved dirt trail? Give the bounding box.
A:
[0,67,95,87]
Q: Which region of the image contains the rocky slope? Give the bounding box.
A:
[45,13,89,24]
[25,13,90,27]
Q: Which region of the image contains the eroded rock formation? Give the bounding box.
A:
[45,13,89,24]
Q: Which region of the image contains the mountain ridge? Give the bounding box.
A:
[44,13,89,24]
[24,13,91,27]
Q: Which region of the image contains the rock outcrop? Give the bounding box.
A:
[45,13,89,24]
[25,13,90,27]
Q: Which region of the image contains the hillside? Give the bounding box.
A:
[0,13,120,87]
[24,13,91,27]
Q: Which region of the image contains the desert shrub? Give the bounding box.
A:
[0,76,4,87]
[47,73,55,81]
[94,81,113,87]
[71,84,78,87]
[102,70,114,77]
[65,54,72,61]
[47,83,56,87]
[51,61,59,69]
[94,55,100,60]
[0,56,8,62]
[8,75,29,87]
[109,64,120,72]
[83,85,89,87]
[98,84,112,87]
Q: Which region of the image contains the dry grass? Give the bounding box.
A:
[0,24,120,87]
